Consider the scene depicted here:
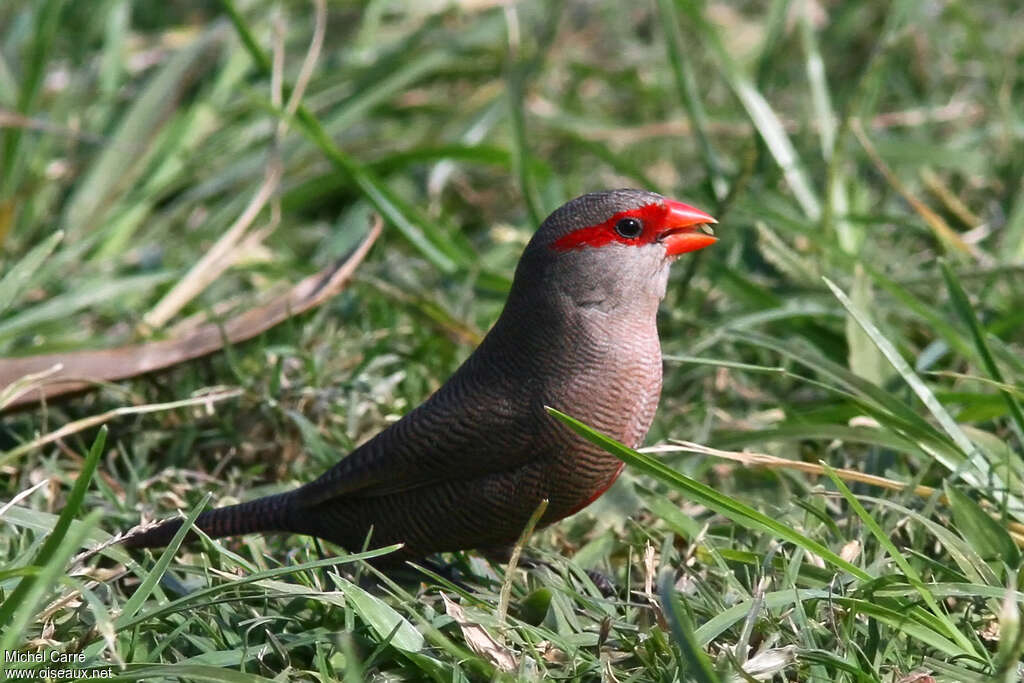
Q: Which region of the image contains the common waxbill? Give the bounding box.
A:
[123,189,717,561]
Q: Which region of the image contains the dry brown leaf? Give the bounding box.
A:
[851,120,979,259]
[536,640,567,664]
[0,217,381,411]
[978,617,1000,642]
[441,593,518,673]
[839,540,861,564]
[735,645,797,682]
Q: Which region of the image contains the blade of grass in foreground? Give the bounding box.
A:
[114,493,212,629]
[696,588,970,658]
[331,575,424,652]
[545,407,869,580]
[659,572,722,683]
[822,463,979,656]
[825,277,1018,516]
[0,510,103,661]
[99,663,277,682]
[723,329,978,476]
[0,427,106,630]
[78,545,406,662]
[994,576,1024,682]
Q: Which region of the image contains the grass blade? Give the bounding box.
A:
[219,0,468,274]
[114,493,212,628]
[546,407,870,580]
[823,277,1010,503]
[0,426,106,633]
[0,0,63,195]
[674,0,820,220]
[657,0,726,202]
[994,577,1024,682]
[61,24,224,237]
[0,230,61,316]
[505,7,544,226]
[332,574,425,652]
[940,260,1024,450]
[659,572,721,682]
[102,546,403,639]
[822,463,979,656]
[0,272,174,346]
[943,482,1021,569]
[0,510,102,656]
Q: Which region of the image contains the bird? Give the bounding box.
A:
[122,189,717,563]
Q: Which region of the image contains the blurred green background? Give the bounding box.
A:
[1,1,1022,681]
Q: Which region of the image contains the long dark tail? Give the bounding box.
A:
[122,491,297,549]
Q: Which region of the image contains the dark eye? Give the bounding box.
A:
[615,217,643,238]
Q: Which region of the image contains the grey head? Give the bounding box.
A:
[513,189,717,312]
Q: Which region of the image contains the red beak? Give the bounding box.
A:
[659,200,718,256]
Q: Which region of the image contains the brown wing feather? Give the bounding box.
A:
[293,341,545,505]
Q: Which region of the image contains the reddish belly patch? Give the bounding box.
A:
[567,462,625,516]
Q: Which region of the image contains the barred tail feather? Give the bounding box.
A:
[122,491,296,549]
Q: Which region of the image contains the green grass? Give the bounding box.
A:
[2,1,1023,680]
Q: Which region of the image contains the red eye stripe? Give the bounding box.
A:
[551,203,669,252]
